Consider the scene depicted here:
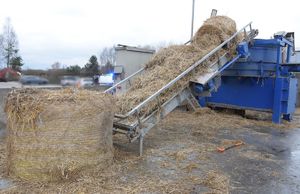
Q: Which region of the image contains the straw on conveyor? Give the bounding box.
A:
[116,16,238,117]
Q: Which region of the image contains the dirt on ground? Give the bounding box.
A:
[0,108,300,193]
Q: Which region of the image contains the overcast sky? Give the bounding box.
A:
[0,0,299,69]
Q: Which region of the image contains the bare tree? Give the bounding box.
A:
[0,18,19,68]
[51,62,61,70]
[0,36,3,66]
[99,47,116,66]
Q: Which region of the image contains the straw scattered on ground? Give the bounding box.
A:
[194,107,294,130]
[201,170,230,194]
[0,147,211,194]
[162,108,300,137]
[0,107,299,193]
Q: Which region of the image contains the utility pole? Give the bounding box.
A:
[191,0,195,40]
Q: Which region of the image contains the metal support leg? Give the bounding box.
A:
[272,77,283,124]
[139,135,144,156]
[272,46,283,124]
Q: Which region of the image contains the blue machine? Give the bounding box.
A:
[194,32,300,124]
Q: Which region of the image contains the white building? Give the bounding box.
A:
[114,44,155,93]
[115,45,155,78]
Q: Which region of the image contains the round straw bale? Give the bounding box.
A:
[192,16,237,48]
[192,25,224,49]
[202,16,236,36]
[5,88,115,182]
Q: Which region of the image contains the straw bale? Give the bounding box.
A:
[193,16,236,46]
[0,136,5,178]
[116,16,238,117]
[192,25,224,49]
[5,88,115,182]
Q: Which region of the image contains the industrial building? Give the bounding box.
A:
[114,44,155,92]
[115,44,155,77]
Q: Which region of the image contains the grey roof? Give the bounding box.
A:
[115,44,155,54]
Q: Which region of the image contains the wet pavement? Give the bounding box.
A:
[0,82,61,89]
[114,112,300,193]
[0,179,12,190]
[213,126,300,193]
[1,110,300,193]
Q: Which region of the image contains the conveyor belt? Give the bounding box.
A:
[105,22,257,155]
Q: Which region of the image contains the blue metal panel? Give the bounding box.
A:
[253,39,285,47]
[206,77,274,111]
[196,36,299,124]
[204,76,298,121]
[204,76,297,122]
[248,46,278,63]
[223,62,277,77]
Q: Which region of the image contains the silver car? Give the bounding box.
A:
[20,75,49,85]
[79,77,94,87]
[60,76,79,86]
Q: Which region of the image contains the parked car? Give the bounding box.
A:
[60,76,79,86]
[20,75,49,85]
[79,77,94,87]
[0,68,21,82]
[99,74,114,86]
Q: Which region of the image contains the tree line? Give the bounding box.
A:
[57,47,116,76]
[0,17,116,75]
[0,18,170,76]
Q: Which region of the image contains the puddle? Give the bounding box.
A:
[250,126,287,137]
[215,126,300,193]
[0,129,4,139]
[0,179,12,190]
[0,120,6,139]
[286,130,300,179]
[291,150,300,162]
[289,149,300,178]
